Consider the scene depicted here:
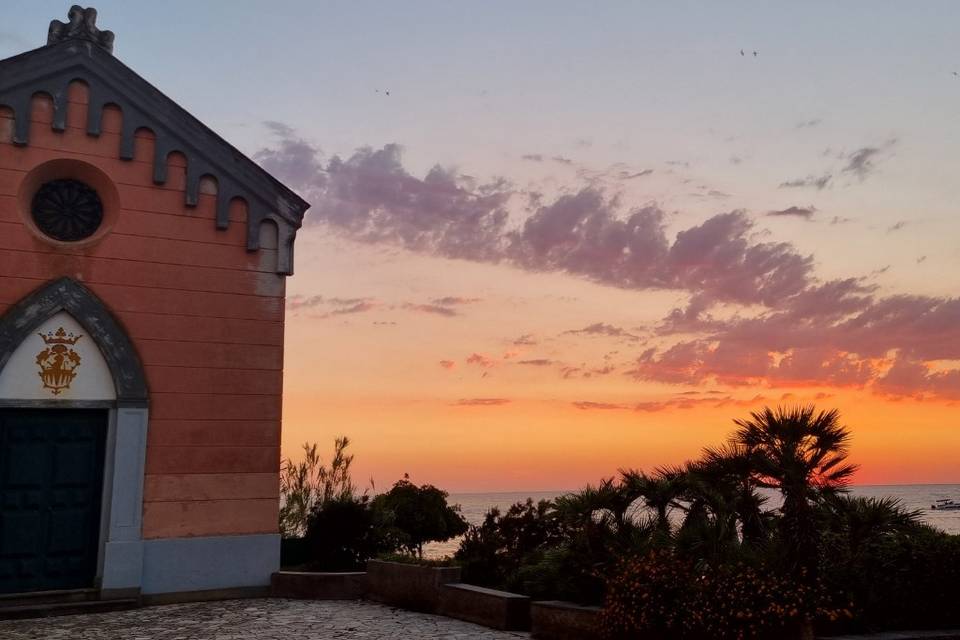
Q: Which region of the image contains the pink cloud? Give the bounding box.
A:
[259,127,960,399]
[403,303,458,317]
[454,398,511,406]
[466,353,496,368]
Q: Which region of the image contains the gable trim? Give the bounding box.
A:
[0,40,310,275]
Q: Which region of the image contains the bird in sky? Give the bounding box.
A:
[753,50,758,57]
[740,49,744,56]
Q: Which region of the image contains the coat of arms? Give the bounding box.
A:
[36,327,83,395]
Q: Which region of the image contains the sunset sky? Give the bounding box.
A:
[5,2,960,491]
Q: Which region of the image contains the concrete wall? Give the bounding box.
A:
[0,83,286,590]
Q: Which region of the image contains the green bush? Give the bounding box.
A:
[602,551,850,640]
[304,495,390,571]
[456,499,566,588]
[511,542,605,605]
[821,525,960,632]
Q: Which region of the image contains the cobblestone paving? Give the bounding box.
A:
[0,598,530,639]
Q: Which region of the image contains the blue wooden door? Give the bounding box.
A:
[0,409,107,594]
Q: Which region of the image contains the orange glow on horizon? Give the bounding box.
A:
[282,388,960,493]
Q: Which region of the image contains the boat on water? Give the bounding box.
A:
[930,499,960,511]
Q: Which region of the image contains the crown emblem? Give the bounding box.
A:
[35,327,83,395]
[39,327,83,346]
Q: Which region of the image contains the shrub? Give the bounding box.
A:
[279,436,356,538]
[602,551,850,640]
[601,550,695,638]
[304,495,389,571]
[512,542,605,605]
[456,499,566,588]
[821,525,960,632]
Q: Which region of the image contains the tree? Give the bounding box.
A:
[372,475,469,557]
[621,466,685,537]
[279,436,357,538]
[732,405,858,580]
[687,443,769,547]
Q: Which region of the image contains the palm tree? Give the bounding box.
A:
[732,405,858,580]
[554,478,645,546]
[674,465,740,560]
[690,443,769,547]
[621,466,685,538]
[824,495,921,554]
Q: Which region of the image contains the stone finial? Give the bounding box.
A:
[47,5,115,54]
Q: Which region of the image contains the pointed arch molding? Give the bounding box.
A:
[0,278,148,406]
[0,40,309,275]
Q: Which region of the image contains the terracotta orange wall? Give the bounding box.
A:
[0,83,284,540]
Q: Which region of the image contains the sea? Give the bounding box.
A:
[423,484,960,559]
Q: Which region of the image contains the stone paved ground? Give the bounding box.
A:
[0,598,531,639]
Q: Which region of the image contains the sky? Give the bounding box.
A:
[5,2,960,491]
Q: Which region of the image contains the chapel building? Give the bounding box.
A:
[0,6,308,603]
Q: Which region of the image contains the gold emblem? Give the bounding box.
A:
[36,327,83,395]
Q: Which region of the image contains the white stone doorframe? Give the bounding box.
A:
[0,278,150,598]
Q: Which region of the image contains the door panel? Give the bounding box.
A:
[0,409,107,594]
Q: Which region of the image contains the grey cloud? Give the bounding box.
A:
[287,295,374,312]
[618,169,654,180]
[255,124,326,193]
[842,140,896,181]
[563,323,639,341]
[432,297,481,306]
[767,206,817,220]
[402,303,458,317]
[779,174,832,190]
[328,302,379,316]
[258,128,816,310]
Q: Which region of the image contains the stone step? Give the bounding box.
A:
[0,588,99,608]
[0,597,139,620]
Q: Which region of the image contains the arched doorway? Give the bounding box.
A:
[0,278,148,596]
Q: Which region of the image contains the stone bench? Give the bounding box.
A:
[531,600,603,640]
[365,560,461,613]
[271,571,367,600]
[439,583,530,631]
